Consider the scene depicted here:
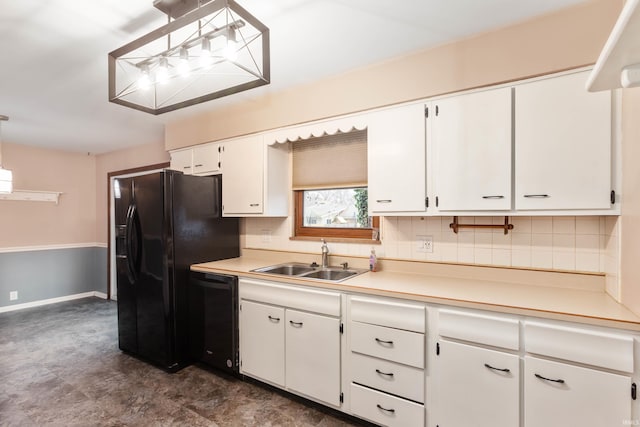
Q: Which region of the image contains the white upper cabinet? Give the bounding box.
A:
[514,71,613,210]
[169,142,222,176]
[192,143,221,175]
[222,135,289,217]
[432,87,513,211]
[367,103,427,214]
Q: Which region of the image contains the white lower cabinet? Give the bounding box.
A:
[347,296,426,427]
[436,340,520,427]
[239,279,342,408]
[285,309,341,406]
[239,300,285,387]
[524,356,631,427]
[238,281,639,427]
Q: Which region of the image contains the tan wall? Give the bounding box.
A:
[0,142,97,248]
[620,87,640,314]
[166,0,621,150]
[94,141,169,244]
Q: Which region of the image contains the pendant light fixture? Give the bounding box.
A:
[0,115,12,194]
[108,0,270,115]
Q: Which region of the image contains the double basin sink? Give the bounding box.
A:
[251,262,368,283]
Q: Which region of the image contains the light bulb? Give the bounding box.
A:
[137,65,151,90]
[200,38,213,67]
[223,28,238,61]
[156,57,169,84]
[178,47,190,77]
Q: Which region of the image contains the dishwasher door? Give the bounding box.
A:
[188,271,239,375]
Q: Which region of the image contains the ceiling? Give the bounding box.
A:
[0,0,591,154]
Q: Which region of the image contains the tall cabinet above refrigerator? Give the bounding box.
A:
[114,170,239,372]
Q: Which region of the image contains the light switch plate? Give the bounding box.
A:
[9,291,18,301]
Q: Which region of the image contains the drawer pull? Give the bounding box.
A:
[267,315,280,322]
[375,369,395,377]
[249,203,260,207]
[194,164,204,167]
[375,338,394,346]
[535,373,565,384]
[376,404,395,414]
[484,363,511,373]
[376,199,392,203]
[523,194,549,198]
[482,195,504,199]
[289,320,304,327]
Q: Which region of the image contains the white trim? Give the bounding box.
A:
[0,291,109,314]
[0,243,105,254]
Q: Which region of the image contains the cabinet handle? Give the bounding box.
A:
[194,164,203,167]
[376,404,395,414]
[375,369,395,377]
[482,195,504,199]
[376,200,392,203]
[289,320,303,327]
[249,203,260,207]
[183,166,191,169]
[267,316,280,322]
[523,194,549,198]
[484,363,511,373]
[375,338,394,346]
[534,373,565,384]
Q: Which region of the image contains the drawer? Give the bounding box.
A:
[351,352,424,403]
[525,321,634,372]
[350,296,425,333]
[439,308,519,350]
[351,321,424,368]
[350,383,424,427]
[239,279,340,317]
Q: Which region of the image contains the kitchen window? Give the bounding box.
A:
[292,129,379,241]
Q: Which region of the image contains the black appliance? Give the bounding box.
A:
[114,170,239,372]
[188,271,239,374]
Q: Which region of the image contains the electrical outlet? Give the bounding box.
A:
[9,291,18,301]
[416,235,433,253]
[261,229,272,243]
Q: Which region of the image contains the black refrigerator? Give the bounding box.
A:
[114,170,239,372]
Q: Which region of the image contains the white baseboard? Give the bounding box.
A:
[0,291,110,314]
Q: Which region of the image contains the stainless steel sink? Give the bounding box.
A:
[301,269,358,281]
[251,262,367,283]
[253,263,316,276]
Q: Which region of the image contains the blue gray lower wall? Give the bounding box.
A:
[0,246,107,308]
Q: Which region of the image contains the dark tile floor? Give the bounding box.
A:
[0,298,365,426]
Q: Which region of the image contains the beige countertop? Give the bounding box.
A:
[191,250,640,332]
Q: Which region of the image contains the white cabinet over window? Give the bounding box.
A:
[222,135,289,217]
[515,70,613,211]
[169,142,222,176]
[432,87,513,211]
[367,103,427,214]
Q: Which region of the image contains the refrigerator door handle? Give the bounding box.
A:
[125,204,140,283]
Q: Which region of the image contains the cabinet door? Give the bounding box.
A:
[192,143,221,175]
[515,71,612,210]
[169,149,193,174]
[367,104,426,213]
[239,300,285,387]
[524,356,631,427]
[222,135,264,214]
[433,88,512,211]
[285,309,341,407]
[437,340,519,427]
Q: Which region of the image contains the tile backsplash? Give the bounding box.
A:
[244,215,620,296]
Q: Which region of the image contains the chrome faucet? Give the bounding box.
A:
[321,239,329,268]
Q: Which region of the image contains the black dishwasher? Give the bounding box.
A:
[188,271,239,375]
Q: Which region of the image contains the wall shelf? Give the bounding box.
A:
[0,190,63,204]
